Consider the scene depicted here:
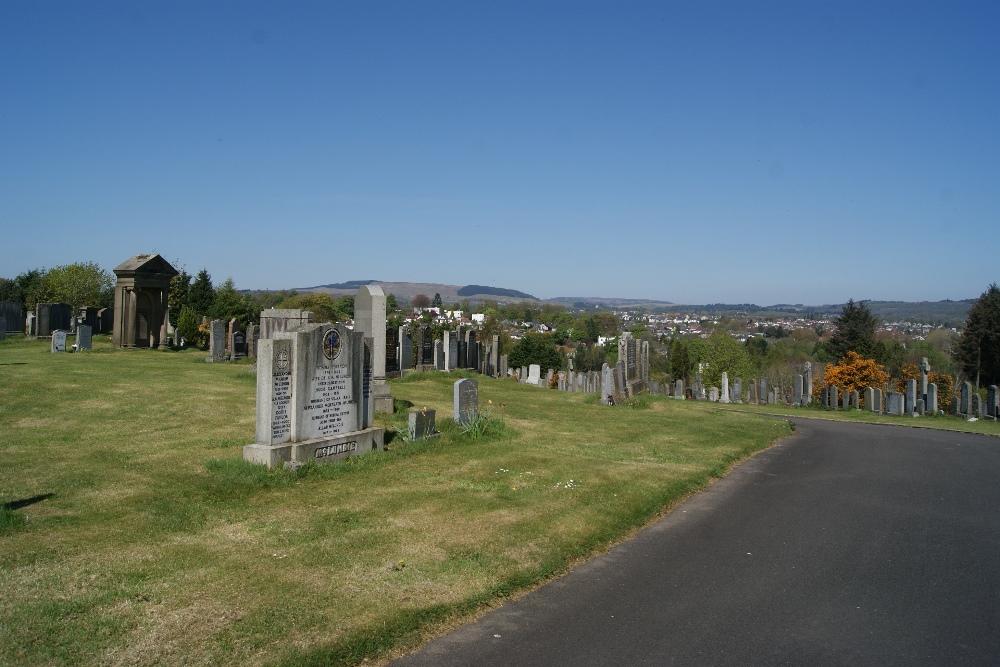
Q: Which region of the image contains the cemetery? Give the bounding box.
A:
[2,269,1000,666]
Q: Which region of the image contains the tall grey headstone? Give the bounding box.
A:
[803,362,813,405]
[76,324,93,351]
[960,381,972,416]
[988,385,999,419]
[720,372,730,404]
[733,378,742,404]
[926,383,938,415]
[794,375,803,406]
[905,379,917,416]
[919,357,931,400]
[400,327,413,371]
[864,387,875,412]
[873,388,883,414]
[209,320,226,361]
[601,363,614,404]
[887,391,904,416]
[454,378,479,425]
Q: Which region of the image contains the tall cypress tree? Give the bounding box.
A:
[827,299,878,361]
[187,269,215,319]
[958,283,1000,387]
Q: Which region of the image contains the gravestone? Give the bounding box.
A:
[927,383,938,415]
[759,379,767,405]
[803,362,813,406]
[614,361,626,401]
[920,357,931,401]
[601,363,614,405]
[0,320,5,341]
[842,388,850,411]
[96,307,113,334]
[434,340,444,370]
[0,302,22,334]
[733,378,742,404]
[821,387,828,408]
[916,399,925,416]
[76,324,93,351]
[246,323,258,358]
[243,323,383,468]
[794,375,803,406]
[454,378,479,425]
[748,380,758,405]
[710,387,719,402]
[400,327,413,371]
[447,332,459,372]
[353,285,391,412]
[232,327,247,360]
[960,382,972,417]
[208,320,226,361]
[499,354,508,378]
[987,385,999,419]
[51,330,67,352]
[557,371,567,391]
[408,409,436,440]
[720,372,730,404]
[420,326,434,366]
[528,364,541,387]
[829,386,839,410]
[905,379,917,415]
[864,387,874,412]
[259,308,314,340]
[464,330,478,371]
[887,391,904,416]
[674,379,684,399]
[873,388,883,414]
[26,312,36,337]
[489,335,500,377]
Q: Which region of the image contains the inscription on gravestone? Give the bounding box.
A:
[454,378,478,425]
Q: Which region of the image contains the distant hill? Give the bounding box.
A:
[458,285,536,300]
[296,281,540,304]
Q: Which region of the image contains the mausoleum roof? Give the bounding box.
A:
[113,254,180,277]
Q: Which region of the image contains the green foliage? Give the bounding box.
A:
[431,293,442,307]
[508,332,562,370]
[669,338,690,382]
[828,299,879,361]
[458,412,511,442]
[0,505,27,534]
[593,311,620,336]
[276,293,341,323]
[873,337,906,379]
[187,269,215,317]
[958,282,1000,386]
[573,342,607,372]
[42,262,113,310]
[703,332,753,388]
[168,269,191,327]
[176,306,201,344]
[210,278,260,326]
[0,278,21,303]
[619,395,652,409]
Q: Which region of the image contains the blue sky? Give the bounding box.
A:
[2,1,997,305]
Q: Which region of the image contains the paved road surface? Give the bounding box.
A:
[391,418,1000,666]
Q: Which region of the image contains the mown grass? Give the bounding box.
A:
[707,397,1000,437]
[1,335,791,666]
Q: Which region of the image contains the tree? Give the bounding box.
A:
[43,262,113,310]
[703,332,753,388]
[593,312,620,337]
[958,282,1000,387]
[827,299,878,361]
[386,293,398,312]
[210,278,253,324]
[431,292,442,307]
[176,306,201,346]
[276,293,343,323]
[187,269,215,318]
[508,332,563,370]
[669,338,691,383]
[412,294,430,309]
[816,351,890,408]
[168,269,192,327]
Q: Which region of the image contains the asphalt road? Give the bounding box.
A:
[391,418,1000,666]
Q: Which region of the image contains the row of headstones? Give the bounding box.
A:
[618,333,650,396]
[20,303,114,338]
[47,325,94,352]
[957,382,1000,420]
[407,377,481,440]
[391,326,490,374]
[207,318,257,361]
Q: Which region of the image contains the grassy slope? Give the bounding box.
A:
[1,336,791,666]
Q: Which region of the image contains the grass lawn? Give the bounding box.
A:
[707,396,1000,437]
[2,334,792,666]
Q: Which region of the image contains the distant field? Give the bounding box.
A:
[0,336,790,666]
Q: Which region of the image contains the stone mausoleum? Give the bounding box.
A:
[112,254,178,349]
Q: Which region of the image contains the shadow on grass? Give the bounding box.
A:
[3,493,54,511]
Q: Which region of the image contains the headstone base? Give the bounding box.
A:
[243,426,384,469]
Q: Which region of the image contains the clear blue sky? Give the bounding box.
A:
[2,1,997,305]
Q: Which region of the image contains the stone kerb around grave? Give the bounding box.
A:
[244,323,383,469]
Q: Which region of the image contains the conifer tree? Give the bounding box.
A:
[958,283,1000,387]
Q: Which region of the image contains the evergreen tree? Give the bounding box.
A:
[669,338,690,383]
[958,283,1000,387]
[168,269,192,327]
[508,332,562,370]
[176,306,200,344]
[431,292,442,308]
[827,299,878,361]
[187,269,215,318]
